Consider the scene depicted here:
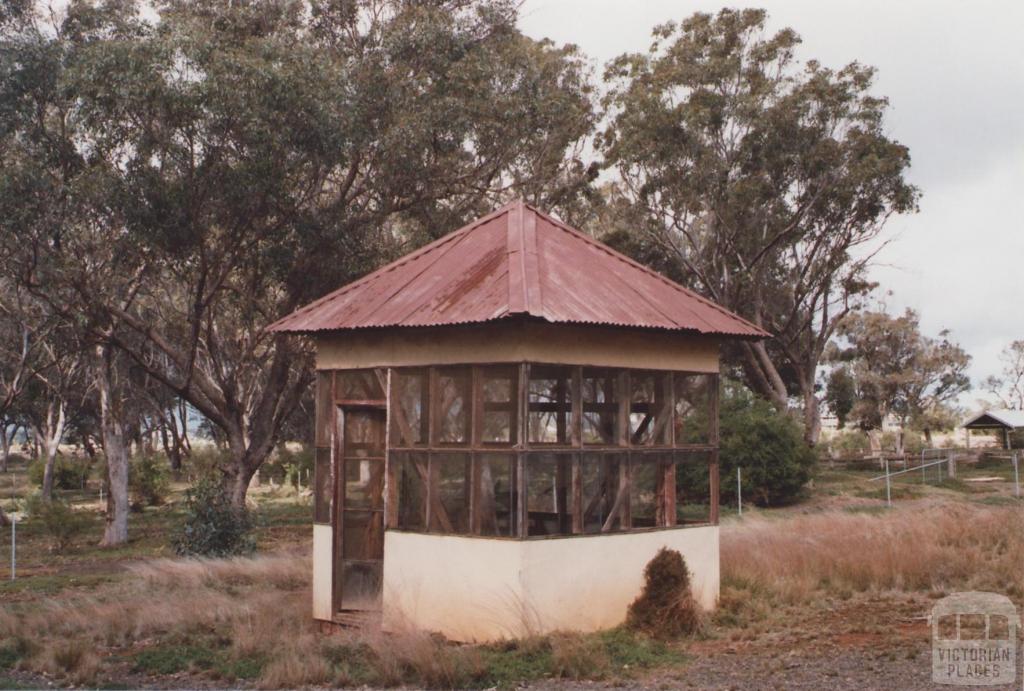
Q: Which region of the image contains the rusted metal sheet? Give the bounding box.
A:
[268,200,768,340]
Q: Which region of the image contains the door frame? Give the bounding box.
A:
[333,403,387,615]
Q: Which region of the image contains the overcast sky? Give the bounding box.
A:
[520,0,1024,402]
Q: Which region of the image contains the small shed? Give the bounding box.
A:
[962,409,1024,450]
[269,200,767,641]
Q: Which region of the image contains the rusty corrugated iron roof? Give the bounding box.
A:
[268,200,769,339]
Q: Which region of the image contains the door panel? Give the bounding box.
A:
[336,407,386,613]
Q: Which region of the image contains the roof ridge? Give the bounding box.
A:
[267,204,514,332]
[506,199,543,316]
[522,202,770,337]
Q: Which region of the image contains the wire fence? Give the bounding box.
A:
[868,449,1021,507]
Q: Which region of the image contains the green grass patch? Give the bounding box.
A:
[132,644,218,675]
[600,627,686,669]
[0,572,115,596]
[841,504,890,515]
[214,654,266,681]
[474,628,685,689]
[0,676,36,690]
[855,484,920,501]
[973,495,1022,506]
[0,646,21,671]
[936,478,992,494]
[131,642,265,681]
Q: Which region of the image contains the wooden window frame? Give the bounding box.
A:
[370,364,720,541]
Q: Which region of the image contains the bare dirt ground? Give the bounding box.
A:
[531,595,1022,690]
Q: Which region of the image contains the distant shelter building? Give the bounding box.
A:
[269,201,768,641]
[962,409,1024,450]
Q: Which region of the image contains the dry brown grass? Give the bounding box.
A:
[0,548,498,688]
[721,501,1024,602]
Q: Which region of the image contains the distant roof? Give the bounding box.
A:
[268,200,769,339]
[962,409,1024,430]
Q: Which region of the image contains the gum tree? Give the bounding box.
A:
[599,9,919,443]
[0,0,596,506]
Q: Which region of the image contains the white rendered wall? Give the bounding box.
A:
[312,524,333,621]
[382,533,525,641]
[381,526,719,642]
[518,526,719,634]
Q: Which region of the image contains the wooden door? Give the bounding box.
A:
[335,406,386,612]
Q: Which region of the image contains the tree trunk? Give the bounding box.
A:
[0,425,10,473]
[39,401,65,501]
[739,341,789,411]
[96,344,130,547]
[803,390,823,446]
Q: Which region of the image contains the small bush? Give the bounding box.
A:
[172,477,256,557]
[25,494,93,553]
[130,455,170,508]
[626,548,701,638]
[719,382,816,506]
[28,456,92,490]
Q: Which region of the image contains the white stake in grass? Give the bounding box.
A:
[737,467,743,516]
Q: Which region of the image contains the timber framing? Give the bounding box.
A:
[313,362,719,544]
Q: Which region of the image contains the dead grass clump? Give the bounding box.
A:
[550,632,610,680]
[722,501,1024,600]
[257,640,332,689]
[626,548,702,638]
[358,627,485,688]
[31,637,100,686]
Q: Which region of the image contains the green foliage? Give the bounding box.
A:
[825,367,857,429]
[182,446,230,482]
[626,548,700,638]
[172,477,256,558]
[827,429,872,457]
[0,0,598,505]
[828,309,970,439]
[24,493,93,552]
[28,456,92,490]
[880,430,925,455]
[129,455,170,509]
[261,445,313,489]
[719,383,816,506]
[599,7,919,414]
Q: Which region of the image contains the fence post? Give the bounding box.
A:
[947,451,956,480]
[1014,452,1021,499]
[885,458,892,508]
[737,467,742,516]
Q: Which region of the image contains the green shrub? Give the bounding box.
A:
[25,494,93,552]
[719,382,816,506]
[129,455,170,508]
[172,477,256,557]
[28,456,92,490]
[626,548,701,638]
[182,445,229,482]
[826,429,872,457]
[261,445,314,488]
